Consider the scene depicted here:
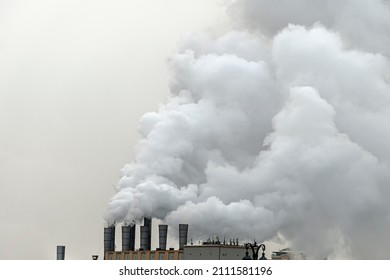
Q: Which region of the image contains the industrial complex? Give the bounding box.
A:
[100,218,304,260]
[54,217,304,260]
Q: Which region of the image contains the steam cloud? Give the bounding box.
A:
[106,0,390,259]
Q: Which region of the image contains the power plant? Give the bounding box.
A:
[54,218,304,260]
[102,218,248,260]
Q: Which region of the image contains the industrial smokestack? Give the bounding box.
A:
[158,224,168,250]
[104,227,111,252]
[144,218,152,247]
[139,217,152,250]
[140,226,150,250]
[122,224,136,251]
[56,245,65,260]
[111,226,116,251]
[104,225,115,252]
[179,224,188,250]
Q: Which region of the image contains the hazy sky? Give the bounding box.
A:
[0,0,226,259]
[4,0,390,260]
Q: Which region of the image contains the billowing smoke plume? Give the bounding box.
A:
[106,0,390,259]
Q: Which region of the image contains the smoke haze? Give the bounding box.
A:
[106,0,390,259]
[0,0,224,259]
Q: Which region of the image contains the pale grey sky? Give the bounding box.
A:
[0,0,227,259]
[4,0,390,261]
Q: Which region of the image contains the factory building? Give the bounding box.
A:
[183,244,246,260]
[56,218,305,260]
[102,218,307,260]
[104,218,247,260]
[105,244,247,260]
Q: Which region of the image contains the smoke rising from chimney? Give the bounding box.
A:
[106,0,390,259]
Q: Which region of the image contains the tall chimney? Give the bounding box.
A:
[111,226,116,251]
[56,245,65,260]
[159,224,168,250]
[140,226,150,250]
[179,224,189,250]
[139,217,151,250]
[104,225,115,252]
[122,224,136,251]
[144,218,152,247]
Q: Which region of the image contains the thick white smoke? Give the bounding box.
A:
[106,0,390,259]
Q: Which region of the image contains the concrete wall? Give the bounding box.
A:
[183,245,246,260]
[105,245,246,260]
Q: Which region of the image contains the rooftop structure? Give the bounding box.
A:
[271,248,305,260]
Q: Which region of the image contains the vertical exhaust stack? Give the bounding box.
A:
[56,245,65,260]
[140,226,150,250]
[159,225,168,250]
[104,225,115,252]
[179,224,189,250]
[144,217,152,249]
[122,224,136,251]
[111,226,116,251]
[129,224,136,251]
[139,217,151,250]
